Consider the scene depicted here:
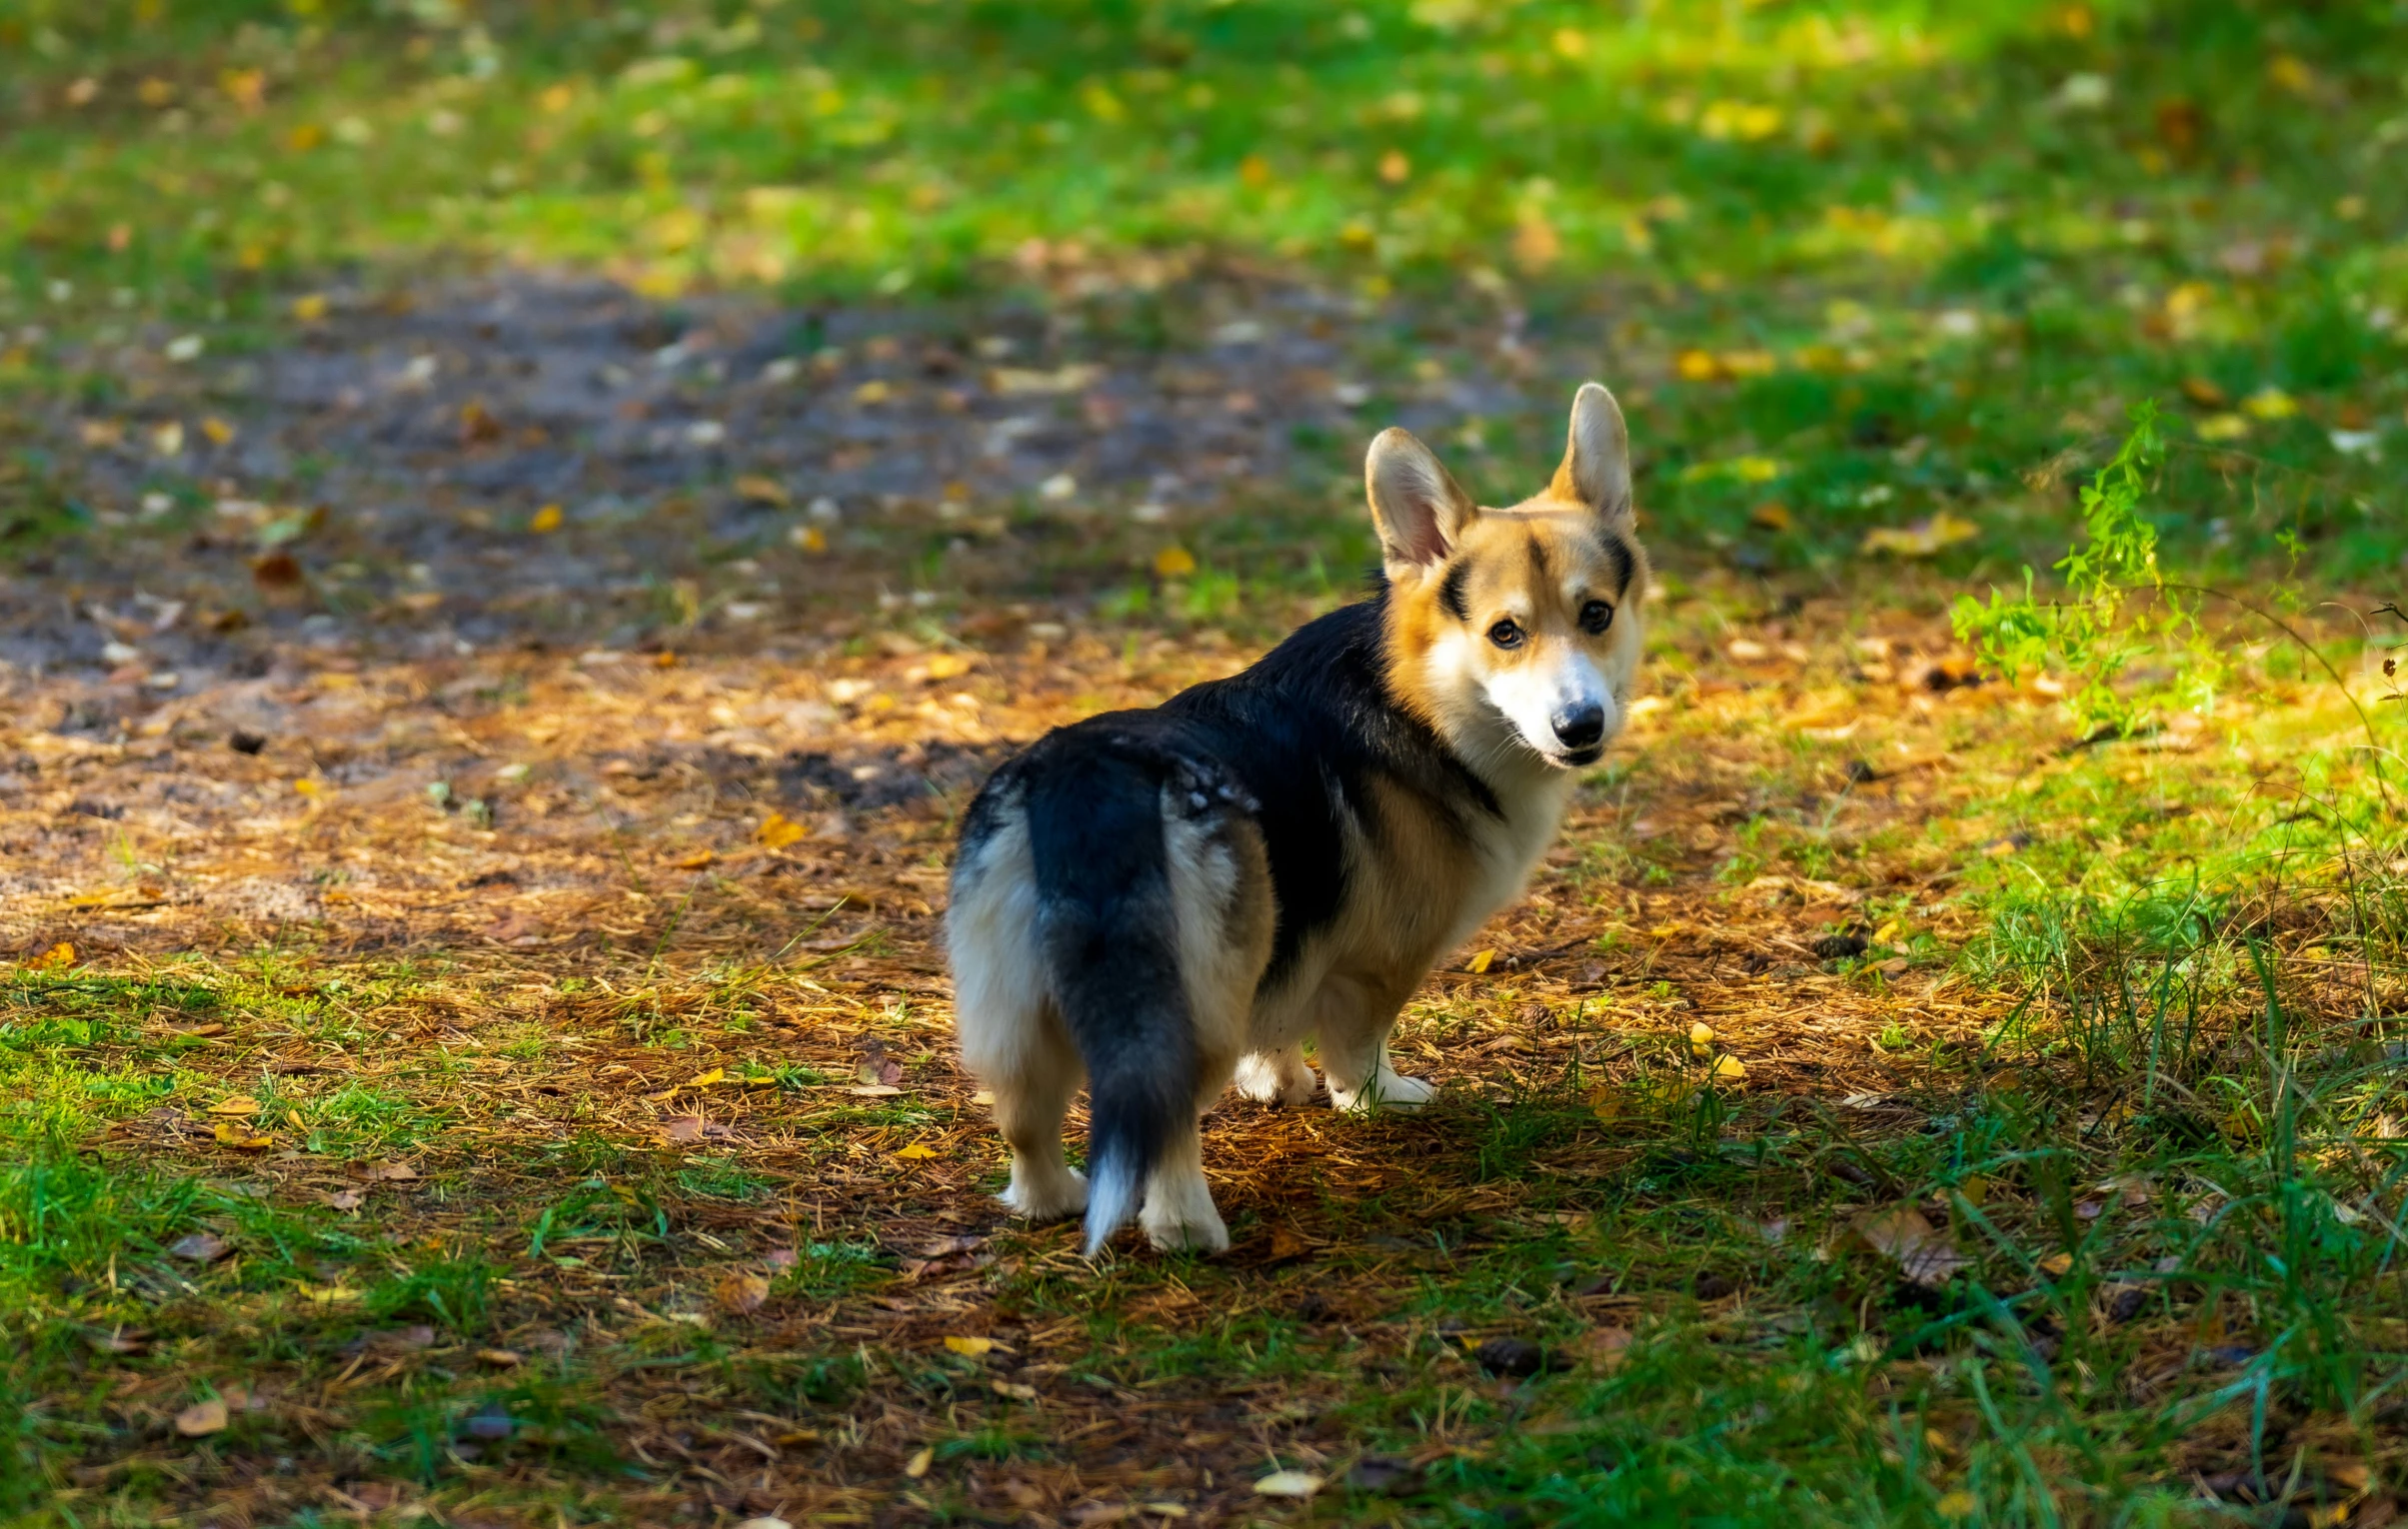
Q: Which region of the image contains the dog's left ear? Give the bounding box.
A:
[1549,382,1632,529]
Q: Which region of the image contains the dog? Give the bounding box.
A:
[948,384,1648,1254]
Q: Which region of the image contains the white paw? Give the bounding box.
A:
[1232,1049,1318,1107]
[1141,1203,1230,1254]
[1330,1070,1435,1112]
[1000,1166,1088,1222]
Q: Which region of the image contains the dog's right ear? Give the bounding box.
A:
[1366,428,1475,582]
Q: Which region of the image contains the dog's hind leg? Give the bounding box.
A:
[1135,799,1273,1253]
[1231,1046,1317,1106]
[950,794,1089,1222]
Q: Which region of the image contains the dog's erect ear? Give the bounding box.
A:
[1548,382,1632,528]
[1366,427,1476,578]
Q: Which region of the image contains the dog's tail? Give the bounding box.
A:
[1023,750,1198,1256]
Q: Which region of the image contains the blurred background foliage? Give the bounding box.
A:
[3,0,2406,574]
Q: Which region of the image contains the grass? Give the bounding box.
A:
[3,0,2405,574]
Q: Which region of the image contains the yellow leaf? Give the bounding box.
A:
[895,1142,939,1160]
[715,1270,771,1314]
[674,848,715,869]
[944,1335,995,1356]
[1859,513,1980,559]
[1254,1471,1325,1499]
[201,417,237,447]
[292,778,322,797]
[735,474,790,506]
[26,941,77,970]
[539,82,575,113]
[1688,1021,1716,1058]
[1935,1491,1977,1520]
[1239,153,1272,189]
[1465,948,1495,974]
[905,1446,934,1479]
[1153,545,1198,579]
[853,379,892,406]
[925,653,973,681]
[529,504,564,534]
[175,1399,230,1437]
[213,1120,273,1149]
[2038,1251,2074,1276]
[296,1282,361,1304]
[292,293,328,322]
[1748,501,1792,532]
[790,524,829,554]
[689,1067,726,1088]
[2196,412,2249,442]
[2242,386,2298,421]
[208,1095,263,1115]
[756,811,806,849]
[1708,1054,1747,1082]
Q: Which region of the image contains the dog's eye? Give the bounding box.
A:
[1580,600,1614,635]
[1487,620,1523,650]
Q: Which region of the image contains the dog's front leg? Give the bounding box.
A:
[1313,974,1434,1112]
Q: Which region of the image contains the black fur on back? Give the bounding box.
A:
[972,587,1497,991]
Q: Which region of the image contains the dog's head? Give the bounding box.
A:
[1372,383,1649,775]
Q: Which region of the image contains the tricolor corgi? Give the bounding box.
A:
[948,384,1648,1254]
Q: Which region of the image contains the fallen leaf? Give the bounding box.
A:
[174,1399,230,1437]
[321,1190,364,1211]
[25,941,76,970]
[168,1232,231,1261]
[207,1095,263,1115]
[674,848,715,869]
[2038,1251,2074,1277]
[1707,1054,1747,1082]
[292,293,329,322]
[476,1347,523,1367]
[992,1379,1039,1400]
[735,475,790,506]
[213,1120,273,1149]
[689,1067,726,1088]
[1935,1490,1977,1520]
[756,811,807,849]
[716,1271,771,1315]
[295,1283,361,1305]
[661,1115,708,1143]
[894,1142,939,1160]
[1253,1470,1325,1499]
[1859,514,1980,559]
[848,1084,904,1097]
[529,503,564,533]
[945,1335,996,1357]
[905,1446,935,1478]
[2243,386,2298,421]
[1153,545,1198,579]
[251,551,303,589]
[1854,1205,1969,1286]
[1464,948,1495,974]
[1267,1226,1310,1262]
[1688,1021,1716,1058]
[2197,412,2250,442]
[2179,376,2230,409]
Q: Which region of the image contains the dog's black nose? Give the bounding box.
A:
[1551,704,1605,751]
